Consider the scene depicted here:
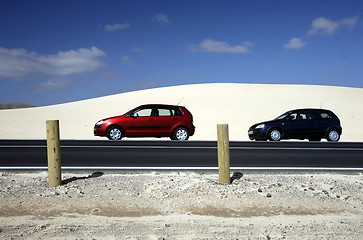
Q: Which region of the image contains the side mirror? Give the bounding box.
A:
[129,112,137,118]
[288,116,295,121]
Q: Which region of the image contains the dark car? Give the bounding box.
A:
[248,109,342,142]
[94,104,195,141]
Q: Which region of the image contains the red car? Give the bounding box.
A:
[94,104,195,141]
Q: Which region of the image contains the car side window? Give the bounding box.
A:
[158,108,172,116]
[320,112,332,119]
[288,113,298,120]
[297,112,312,120]
[173,107,183,116]
[134,108,152,117]
[289,112,312,120]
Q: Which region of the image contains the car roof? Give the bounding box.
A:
[287,108,332,112]
[137,104,183,108]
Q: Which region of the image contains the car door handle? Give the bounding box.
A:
[173,118,178,120]
[149,118,153,121]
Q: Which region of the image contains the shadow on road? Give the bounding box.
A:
[62,171,104,185]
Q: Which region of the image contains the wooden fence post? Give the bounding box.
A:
[217,124,230,184]
[46,120,62,187]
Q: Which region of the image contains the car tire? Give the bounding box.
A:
[171,127,189,141]
[268,129,282,141]
[326,129,340,142]
[107,126,123,140]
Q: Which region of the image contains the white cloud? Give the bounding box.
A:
[103,23,131,32]
[191,39,253,54]
[33,78,74,93]
[340,17,359,30]
[97,71,120,81]
[284,37,307,49]
[131,47,145,53]
[284,16,358,50]
[153,14,170,24]
[0,46,106,81]
[122,56,134,65]
[308,17,359,35]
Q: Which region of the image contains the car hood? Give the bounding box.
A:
[250,119,282,129]
[100,114,126,122]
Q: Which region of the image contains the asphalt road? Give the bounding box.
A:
[0,140,362,170]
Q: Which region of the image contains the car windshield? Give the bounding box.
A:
[275,111,291,120]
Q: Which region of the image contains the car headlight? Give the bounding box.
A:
[95,120,106,126]
[255,124,265,129]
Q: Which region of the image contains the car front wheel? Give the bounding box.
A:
[326,129,340,142]
[268,129,282,141]
[107,126,123,140]
[171,127,189,141]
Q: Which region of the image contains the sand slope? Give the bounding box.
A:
[0,83,362,141]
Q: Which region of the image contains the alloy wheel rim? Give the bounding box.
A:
[329,131,339,141]
[110,129,121,140]
[176,129,188,141]
[271,130,281,141]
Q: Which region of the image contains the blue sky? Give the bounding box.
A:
[0,0,362,106]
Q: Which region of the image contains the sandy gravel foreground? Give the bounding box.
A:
[1,171,363,239]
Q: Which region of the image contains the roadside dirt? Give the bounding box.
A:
[1,171,362,239]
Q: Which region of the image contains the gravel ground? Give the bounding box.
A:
[1,171,363,239]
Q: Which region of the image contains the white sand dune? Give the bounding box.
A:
[0,83,362,141]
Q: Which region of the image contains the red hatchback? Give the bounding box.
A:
[94,104,195,141]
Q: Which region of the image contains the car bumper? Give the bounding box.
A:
[248,128,267,140]
[189,125,196,136]
[94,125,107,136]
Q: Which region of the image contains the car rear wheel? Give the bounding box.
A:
[268,129,282,141]
[326,129,340,142]
[107,126,123,140]
[171,127,189,141]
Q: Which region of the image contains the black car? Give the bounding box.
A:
[248,109,342,142]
